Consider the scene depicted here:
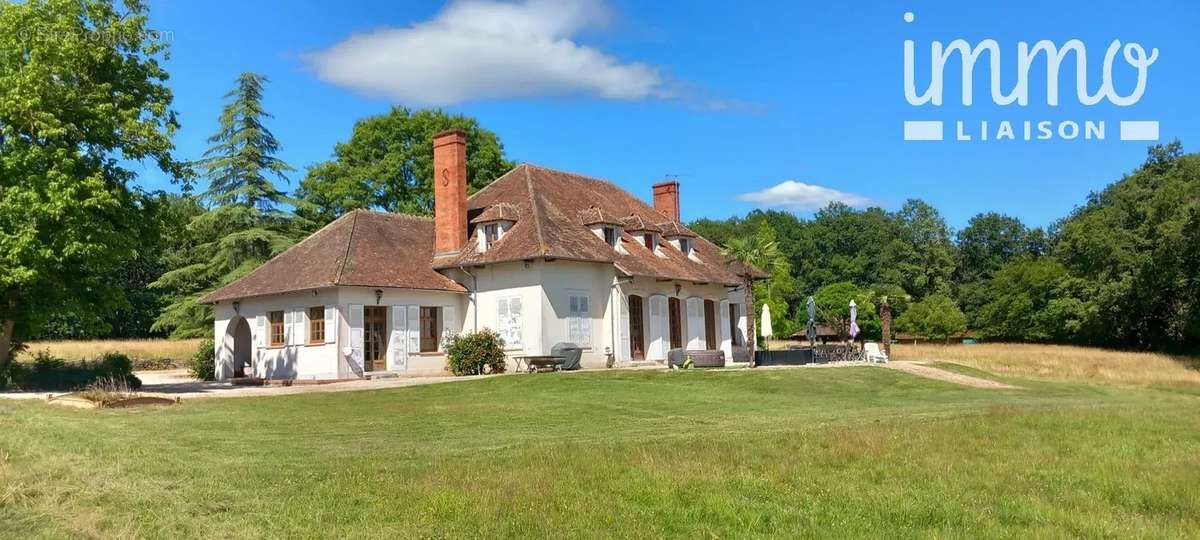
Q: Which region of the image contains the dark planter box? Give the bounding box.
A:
[754,349,816,366]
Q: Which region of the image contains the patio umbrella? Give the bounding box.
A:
[760,303,773,338]
[805,296,817,345]
[848,299,860,340]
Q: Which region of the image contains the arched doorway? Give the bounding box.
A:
[228,316,252,378]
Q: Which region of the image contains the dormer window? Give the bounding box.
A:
[603,226,618,247]
[678,238,692,256]
[643,233,656,250]
[471,203,519,253]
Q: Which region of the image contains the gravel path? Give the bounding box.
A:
[0,369,488,401]
[886,361,1019,389]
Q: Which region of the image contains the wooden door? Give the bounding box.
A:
[364,306,387,371]
[419,307,440,352]
[628,295,645,360]
[704,299,717,349]
[668,297,682,349]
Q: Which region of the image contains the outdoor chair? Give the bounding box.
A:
[863,342,889,363]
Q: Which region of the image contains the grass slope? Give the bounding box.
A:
[2,367,1198,538]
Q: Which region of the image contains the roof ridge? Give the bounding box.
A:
[333,210,360,285]
[523,162,626,187]
[524,165,550,256]
[525,163,682,226]
[467,164,524,203]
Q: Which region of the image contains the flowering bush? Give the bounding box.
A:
[444,329,507,376]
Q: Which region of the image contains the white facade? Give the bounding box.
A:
[212,260,749,380]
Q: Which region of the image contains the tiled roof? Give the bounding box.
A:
[622,214,662,233]
[199,210,466,303]
[578,206,624,226]
[657,220,697,238]
[470,202,519,224]
[434,163,758,286]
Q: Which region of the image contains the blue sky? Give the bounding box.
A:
[137,0,1200,229]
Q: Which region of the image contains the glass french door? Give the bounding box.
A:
[363,306,387,371]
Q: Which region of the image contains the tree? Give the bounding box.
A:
[296,107,513,225]
[976,259,1088,342]
[152,73,296,338]
[0,0,186,368]
[722,223,790,361]
[1054,140,1200,350]
[955,212,1045,327]
[813,282,877,340]
[895,294,967,343]
[34,192,203,339]
[896,199,956,298]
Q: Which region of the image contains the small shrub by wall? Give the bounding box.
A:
[189,338,216,381]
[444,329,508,376]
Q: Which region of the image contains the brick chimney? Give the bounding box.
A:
[652,180,680,222]
[433,129,468,255]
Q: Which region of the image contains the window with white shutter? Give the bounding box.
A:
[568,294,591,346]
[497,296,522,348]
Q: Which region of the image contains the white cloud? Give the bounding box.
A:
[738,180,873,211]
[304,0,667,105]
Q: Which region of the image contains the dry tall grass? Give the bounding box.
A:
[893,343,1200,385]
[18,339,202,366]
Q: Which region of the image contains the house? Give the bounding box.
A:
[200,129,764,380]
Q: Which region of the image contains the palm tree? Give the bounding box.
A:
[722,232,788,365]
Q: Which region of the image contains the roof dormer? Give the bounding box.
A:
[658,221,700,261]
[624,214,664,257]
[471,203,518,252]
[580,206,625,252]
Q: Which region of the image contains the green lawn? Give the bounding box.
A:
[2,367,1198,538]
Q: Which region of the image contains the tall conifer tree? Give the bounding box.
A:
[152,73,296,337]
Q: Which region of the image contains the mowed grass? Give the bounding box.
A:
[893,342,1200,386]
[18,338,202,367]
[2,367,1199,538]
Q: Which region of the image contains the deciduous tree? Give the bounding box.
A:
[296,107,512,225]
[0,0,186,367]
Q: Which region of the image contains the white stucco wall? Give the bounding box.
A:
[212,289,342,381]
[210,261,750,380]
[448,261,544,359]
[211,286,466,380]
[614,277,749,364]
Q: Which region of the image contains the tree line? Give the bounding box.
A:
[696,141,1200,352]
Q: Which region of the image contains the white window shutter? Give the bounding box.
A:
[390,305,406,372]
[256,314,266,348]
[619,295,630,361]
[324,306,336,344]
[293,308,306,346]
[686,298,703,350]
[579,296,591,346]
[497,297,509,340]
[508,297,522,347]
[648,295,665,360]
[440,305,457,351]
[719,300,732,358]
[407,306,419,353]
[348,304,364,373]
[283,310,293,346]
